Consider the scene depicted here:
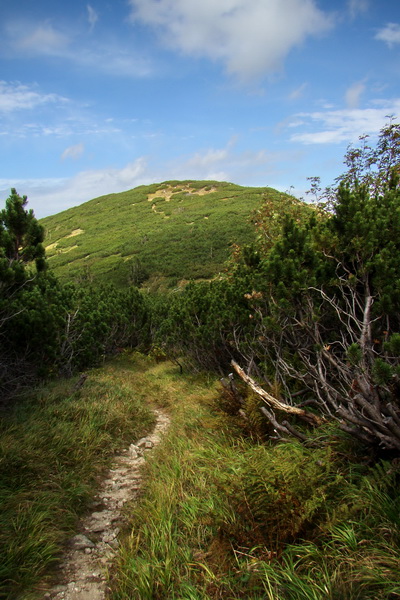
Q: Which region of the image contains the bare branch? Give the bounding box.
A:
[231,360,324,427]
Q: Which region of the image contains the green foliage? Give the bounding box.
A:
[0,186,151,399]
[0,270,149,399]
[0,188,46,301]
[239,442,343,548]
[259,460,400,599]
[153,125,400,452]
[0,188,45,275]
[384,332,400,355]
[372,358,393,385]
[346,343,362,366]
[242,390,271,438]
[0,191,51,398]
[150,277,251,372]
[40,180,284,288]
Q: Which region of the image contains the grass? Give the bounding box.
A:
[2,355,399,599]
[0,353,155,600]
[40,180,288,288]
[109,360,400,600]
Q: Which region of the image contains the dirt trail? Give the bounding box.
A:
[43,409,170,600]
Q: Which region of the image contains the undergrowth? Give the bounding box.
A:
[110,361,400,600]
[2,356,399,599]
[0,353,155,600]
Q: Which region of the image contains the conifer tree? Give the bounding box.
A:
[0,188,46,290]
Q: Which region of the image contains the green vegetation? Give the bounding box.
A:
[0,188,150,398]
[0,355,155,600]
[1,355,399,599]
[0,273,149,400]
[1,124,400,600]
[153,123,400,451]
[40,180,286,289]
[110,359,400,600]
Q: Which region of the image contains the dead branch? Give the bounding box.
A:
[231,360,324,427]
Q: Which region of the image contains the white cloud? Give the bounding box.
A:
[10,21,69,56]
[168,141,284,184]
[1,158,151,218]
[1,141,288,218]
[185,148,229,168]
[128,0,333,80]
[3,20,152,78]
[289,99,400,144]
[345,80,366,109]
[0,81,67,113]
[61,143,85,160]
[87,5,99,31]
[75,45,152,77]
[288,82,307,101]
[0,177,67,218]
[375,23,400,47]
[348,0,369,18]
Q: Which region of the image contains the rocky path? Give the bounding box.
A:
[43,409,170,600]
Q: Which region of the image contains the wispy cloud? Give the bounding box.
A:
[7,21,69,56]
[3,19,152,78]
[0,81,68,113]
[0,81,126,141]
[288,99,400,144]
[1,158,150,218]
[288,83,307,101]
[61,143,85,160]
[345,80,366,109]
[128,0,333,81]
[348,0,369,19]
[2,141,288,218]
[167,139,287,185]
[87,5,99,31]
[375,23,400,47]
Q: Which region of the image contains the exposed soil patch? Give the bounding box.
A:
[147,185,217,203]
[45,241,59,251]
[42,409,170,600]
[66,229,85,238]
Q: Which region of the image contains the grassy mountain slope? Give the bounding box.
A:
[41,180,285,288]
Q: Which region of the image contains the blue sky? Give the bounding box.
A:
[0,0,399,218]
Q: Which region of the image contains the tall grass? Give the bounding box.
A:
[3,355,399,599]
[110,361,400,600]
[0,353,155,600]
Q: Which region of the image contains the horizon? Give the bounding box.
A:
[0,0,399,219]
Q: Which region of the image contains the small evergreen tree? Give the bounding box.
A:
[0,188,46,281]
[0,190,48,398]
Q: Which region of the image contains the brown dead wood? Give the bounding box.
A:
[231,360,324,427]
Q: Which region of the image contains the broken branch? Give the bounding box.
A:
[231,360,324,427]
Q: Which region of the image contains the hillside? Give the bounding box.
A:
[40,180,285,288]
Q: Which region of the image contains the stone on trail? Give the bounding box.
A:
[69,535,96,550]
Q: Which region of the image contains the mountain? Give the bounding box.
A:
[40,180,285,289]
